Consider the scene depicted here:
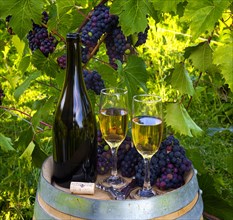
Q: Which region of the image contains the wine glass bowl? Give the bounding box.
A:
[99,88,129,188]
[131,94,163,199]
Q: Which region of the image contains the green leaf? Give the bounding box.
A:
[0,133,15,152]
[110,0,149,35]
[225,153,233,175]
[31,96,55,129]
[183,0,230,39]
[94,64,117,86]
[185,148,207,174]
[12,35,25,56]
[188,42,214,72]
[31,50,60,77]
[118,55,148,102]
[0,0,44,39]
[56,0,75,14]
[152,0,184,13]
[31,141,48,168]
[18,56,31,73]
[198,174,233,219]
[213,41,233,91]
[171,63,194,96]
[16,127,34,149]
[19,141,35,160]
[165,102,203,137]
[14,71,41,101]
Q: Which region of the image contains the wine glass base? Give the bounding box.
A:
[130,188,156,199]
[101,175,126,189]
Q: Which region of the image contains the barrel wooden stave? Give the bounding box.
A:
[34,156,203,220]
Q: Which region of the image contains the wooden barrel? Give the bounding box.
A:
[33,156,203,220]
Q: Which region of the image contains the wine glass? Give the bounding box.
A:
[131,94,163,198]
[99,88,129,188]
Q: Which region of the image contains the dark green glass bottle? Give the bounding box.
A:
[52,33,97,188]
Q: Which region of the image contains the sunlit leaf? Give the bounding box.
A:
[213,41,233,91]
[152,0,184,13]
[0,133,15,152]
[165,102,203,137]
[110,0,149,36]
[183,0,230,39]
[187,42,214,72]
[118,55,148,104]
[171,63,194,95]
[0,0,44,39]
[14,71,41,101]
[19,141,35,160]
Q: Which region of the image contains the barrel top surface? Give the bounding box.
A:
[37,156,201,219]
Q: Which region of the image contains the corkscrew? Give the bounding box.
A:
[95,178,138,200]
[95,183,126,200]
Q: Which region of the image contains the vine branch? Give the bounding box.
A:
[0,106,52,129]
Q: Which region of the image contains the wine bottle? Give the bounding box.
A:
[52,33,97,188]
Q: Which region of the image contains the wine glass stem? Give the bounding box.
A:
[111,147,118,177]
[143,158,152,191]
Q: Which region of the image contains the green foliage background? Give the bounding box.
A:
[0,0,232,219]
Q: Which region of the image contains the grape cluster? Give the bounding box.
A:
[0,88,5,105]
[80,4,149,68]
[135,135,192,190]
[80,4,118,63]
[97,130,112,175]
[121,147,142,178]
[57,55,66,69]
[117,136,132,168]
[83,70,105,95]
[134,26,150,47]
[27,12,57,57]
[104,27,132,68]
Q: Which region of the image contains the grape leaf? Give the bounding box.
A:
[213,42,233,91]
[165,102,203,137]
[183,0,230,39]
[188,42,214,72]
[31,50,60,77]
[31,96,55,129]
[198,174,233,219]
[19,141,35,160]
[151,0,184,13]
[94,63,117,87]
[110,0,149,35]
[31,141,48,168]
[12,35,25,56]
[14,71,41,101]
[56,0,75,14]
[117,55,148,103]
[18,56,31,73]
[15,127,34,150]
[171,63,194,96]
[48,0,83,36]
[0,0,44,39]
[0,133,15,152]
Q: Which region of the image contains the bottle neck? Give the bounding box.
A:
[66,36,83,84]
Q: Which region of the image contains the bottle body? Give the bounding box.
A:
[52,33,97,187]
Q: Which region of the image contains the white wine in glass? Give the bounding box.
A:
[99,88,129,188]
[132,94,163,198]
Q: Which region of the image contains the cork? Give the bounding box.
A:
[70,182,95,195]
